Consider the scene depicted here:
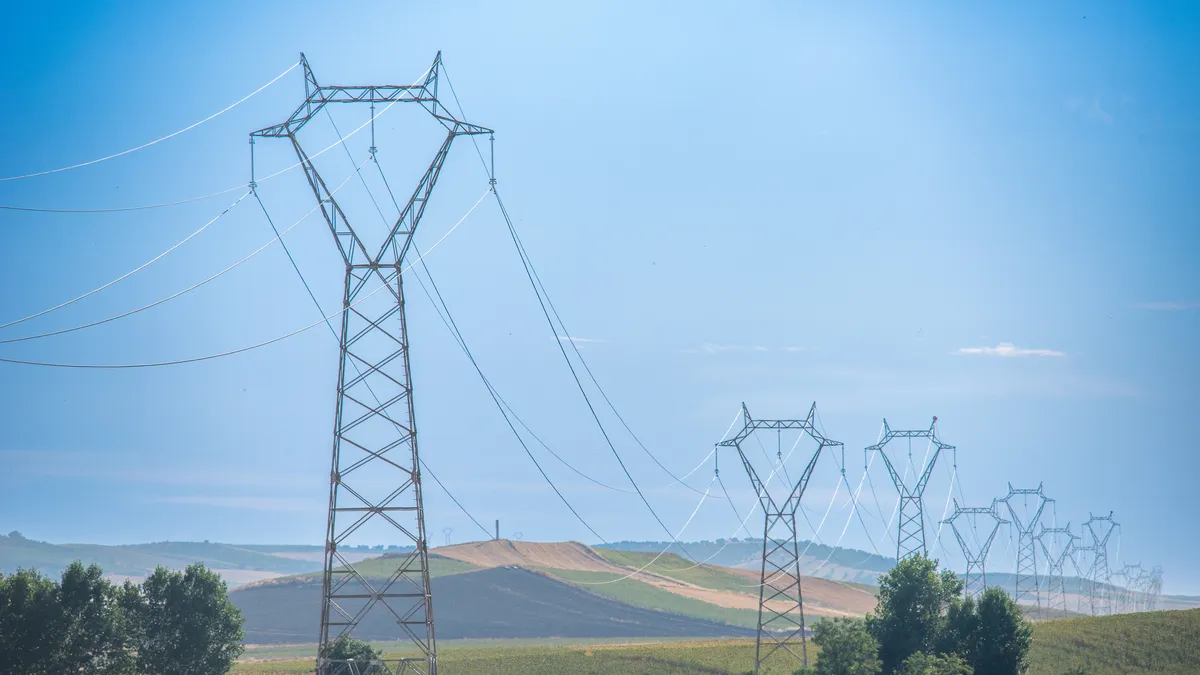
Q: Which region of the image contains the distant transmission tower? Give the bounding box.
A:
[252,53,491,675]
[942,499,1007,599]
[1036,522,1078,613]
[442,527,453,547]
[1082,512,1118,616]
[1000,483,1051,607]
[866,417,955,561]
[717,402,842,673]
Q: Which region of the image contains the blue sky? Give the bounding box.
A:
[0,1,1197,592]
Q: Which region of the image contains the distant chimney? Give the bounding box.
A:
[495,519,499,540]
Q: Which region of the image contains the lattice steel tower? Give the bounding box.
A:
[1000,483,1051,608]
[942,498,1007,599]
[1036,522,1078,613]
[866,417,955,561]
[251,53,491,675]
[717,403,842,673]
[1082,511,1118,616]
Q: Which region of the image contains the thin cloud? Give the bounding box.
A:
[687,344,770,354]
[1133,301,1200,311]
[784,346,808,352]
[956,342,1065,358]
[555,335,606,344]
[151,495,314,512]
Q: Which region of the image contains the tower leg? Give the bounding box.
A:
[317,268,436,674]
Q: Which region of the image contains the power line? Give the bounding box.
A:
[0,65,420,215]
[0,191,251,331]
[408,245,607,543]
[0,62,299,182]
[0,192,486,369]
[0,164,363,346]
[493,188,693,554]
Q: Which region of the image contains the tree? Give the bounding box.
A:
[0,568,63,675]
[324,634,383,661]
[971,588,1031,675]
[135,564,244,675]
[866,556,962,673]
[812,617,882,675]
[897,652,973,675]
[53,562,135,674]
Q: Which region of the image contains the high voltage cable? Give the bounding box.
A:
[438,63,707,494]
[0,191,251,331]
[569,475,715,586]
[368,149,636,499]
[0,191,485,369]
[0,163,364,345]
[493,188,691,556]
[504,216,708,496]
[0,62,300,182]
[407,230,607,543]
[0,65,423,214]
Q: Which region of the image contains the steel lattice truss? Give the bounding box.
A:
[251,53,491,675]
[1000,483,1052,608]
[717,403,842,674]
[1082,511,1118,616]
[865,417,955,561]
[942,499,1007,599]
[1037,522,1079,613]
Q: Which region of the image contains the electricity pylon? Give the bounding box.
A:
[866,417,955,561]
[1000,483,1051,607]
[942,499,1007,599]
[1115,563,1144,614]
[1082,512,1118,616]
[1036,522,1078,613]
[252,53,491,675]
[717,402,842,673]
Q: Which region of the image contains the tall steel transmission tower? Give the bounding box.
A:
[717,403,842,673]
[251,53,491,675]
[942,499,1007,599]
[1082,511,1118,616]
[1000,483,1051,608]
[866,417,955,561]
[1036,522,1078,613]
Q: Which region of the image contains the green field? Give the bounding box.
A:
[235,639,804,675]
[1027,608,1200,675]
[539,567,766,629]
[592,549,760,594]
[234,608,1200,675]
[275,554,478,583]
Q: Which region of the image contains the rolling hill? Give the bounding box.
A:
[230,539,878,642]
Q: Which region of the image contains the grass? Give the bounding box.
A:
[1027,608,1200,675]
[235,638,817,674]
[267,554,477,584]
[538,567,766,629]
[235,608,1200,675]
[591,549,759,595]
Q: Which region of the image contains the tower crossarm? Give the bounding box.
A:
[251,53,493,139]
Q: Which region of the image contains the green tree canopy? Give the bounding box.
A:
[812,617,882,675]
[866,556,963,673]
[898,652,973,675]
[971,587,1032,675]
[135,563,245,675]
[0,568,63,675]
